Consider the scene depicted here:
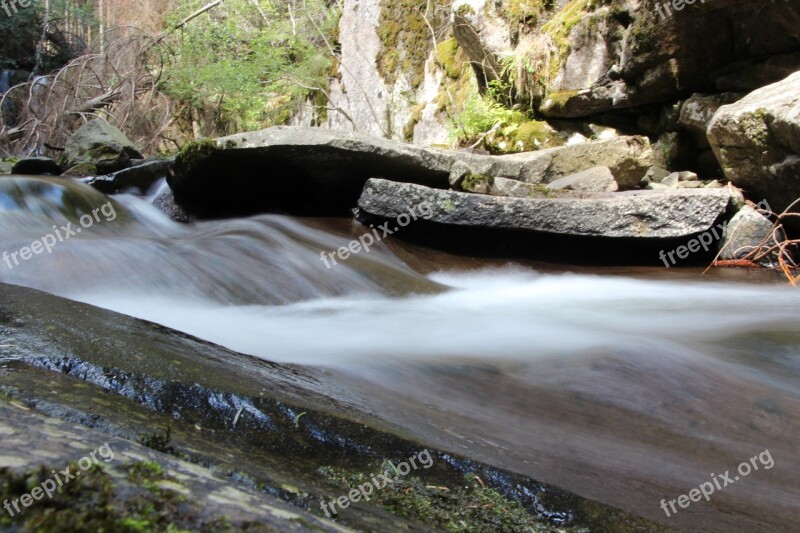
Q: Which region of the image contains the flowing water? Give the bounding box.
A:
[1,176,799,531]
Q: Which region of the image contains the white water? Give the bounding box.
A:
[2,177,800,367]
[68,269,800,366]
[4,176,800,531]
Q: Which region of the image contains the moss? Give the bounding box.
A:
[531,183,558,198]
[404,104,427,141]
[503,0,552,24]
[138,425,177,455]
[171,139,219,188]
[320,468,563,532]
[744,107,771,148]
[461,173,494,193]
[436,38,465,80]
[512,120,564,151]
[376,0,450,89]
[544,89,579,111]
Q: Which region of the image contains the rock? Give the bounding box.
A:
[153,188,194,223]
[675,171,699,182]
[0,159,16,174]
[535,136,652,189]
[653,132,682,170]
[489,177,537,198]
[62,162,98,177]
[661,174,680,188]
[460,173,493,194]
[677,180,705,189]
[10,156,62,176]
[64,120,143,174]
[679,93,743,148]
[538,0,800,118]
[448,160,471,188]
[167,126,652,218]
[718,205,775,260]
[451,0,509,90]
[645,182,672,190]
[358,178,738,239]
[0,403,346,532]
[168,127,454,217]
[714,52,800,92]
[84,158,173,194]
[704,180,723,188]
[708,71,800,213]
[644,167,671,184]
[463,136,652,188]
[547,167,618,193]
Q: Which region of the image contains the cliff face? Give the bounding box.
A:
[312,0,451,144]
[318,0,800,147]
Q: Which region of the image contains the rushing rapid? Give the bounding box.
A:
[2,175,800,532]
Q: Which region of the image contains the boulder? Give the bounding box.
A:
[707,71,800,213]
[468,136,652,189]
[519,0,800,118]
[718,205,775,260]
[167,126,652,218]
[0,159,16,174]
[84,158,173,195]
[547,167,618,193]
[168,126,454,217]
[679,93,743,148]
[64,120,143,174]
[358,178,738,239]
[10,156,62,176]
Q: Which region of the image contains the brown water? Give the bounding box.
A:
[1,176,799,532]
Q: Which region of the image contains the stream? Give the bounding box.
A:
[1,176,799,531]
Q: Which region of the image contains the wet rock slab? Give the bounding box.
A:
[358,178,740,239]
[0,400,350,532]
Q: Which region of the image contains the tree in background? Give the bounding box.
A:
[0,0,342,157]
[159,0,341,138]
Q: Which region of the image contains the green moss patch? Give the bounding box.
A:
[376,0,451,89]
[320,466,565,532]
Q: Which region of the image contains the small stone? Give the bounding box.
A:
[661,173,680,187]
[547,166,618,193]
[718,205,776,260]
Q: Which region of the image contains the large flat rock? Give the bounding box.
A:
[167,126,651,218]
[358,179,738,239]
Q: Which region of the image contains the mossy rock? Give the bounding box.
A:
[63,120,143,174]
[461,173,494,194]
[436,38,466,80]
[376,0,451,89]
[169,139,220,191]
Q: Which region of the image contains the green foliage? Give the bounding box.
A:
[454,86,527,141]
[160,0,340,135]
